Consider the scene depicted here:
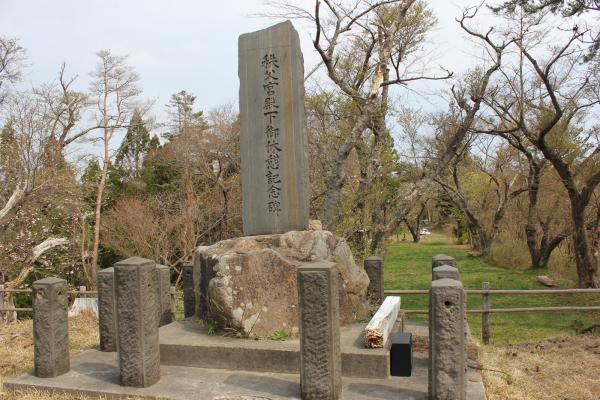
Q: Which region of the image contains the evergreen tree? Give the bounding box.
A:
[114,109,158,182]
[165,90,207,139]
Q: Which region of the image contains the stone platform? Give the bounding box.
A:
[4,321,487,399]
[159,320,391,378]
[3,348,487,400]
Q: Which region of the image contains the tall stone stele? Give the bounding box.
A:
[239,20,309,235]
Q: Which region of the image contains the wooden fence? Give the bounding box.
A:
[0,285,180,319]
[0,285,97,314]
[385,283,600,344]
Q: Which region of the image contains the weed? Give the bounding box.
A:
[271,329,291,341]
[207,321,218,335]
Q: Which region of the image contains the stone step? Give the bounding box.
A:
[159,320,394,379]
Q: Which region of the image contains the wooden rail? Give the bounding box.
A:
[0,285,97,315]
[386,285,600,344]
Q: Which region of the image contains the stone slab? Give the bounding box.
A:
[239,20,309,235]
[3,349,487,400]
[159,320,392,379]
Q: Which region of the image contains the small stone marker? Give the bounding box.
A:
[182,262,195,318]
[432,264,460,281]
[114,257,160,387]
[33,277,70,378]
[364,256,384,305]
[239,20,309,235]
[97,267,117,352]
[431,254,456,270]
[155,264,172,326]
[428,278,467,400]
[297,261,342,400]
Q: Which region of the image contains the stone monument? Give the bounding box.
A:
[193,20,370,338]
[239,20,309,235]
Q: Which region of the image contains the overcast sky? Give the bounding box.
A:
[2,0,503,121]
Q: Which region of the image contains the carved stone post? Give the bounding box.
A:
[114,257,160,387]
[182,262,195,318]
[297,261,342,400]
[431,254,457,270]
[156,264,172,326]
[97,267,117,352]
[428,278,467,400]
[364,256,384,305]
[432,265,460,281]
[33,277,70,378]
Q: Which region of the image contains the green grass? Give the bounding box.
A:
[385,233,600,344]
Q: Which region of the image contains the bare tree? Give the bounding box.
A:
[88,50,141,287]
[0,37,26,106]
[481,12,600,286]
[268,1,451,232]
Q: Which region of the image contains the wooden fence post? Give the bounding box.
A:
[170,286,176,318]
[0,284,4,322]
[482,281,490,345]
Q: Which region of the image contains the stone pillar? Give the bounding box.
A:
[182,262,195,318]
[364,256,384,305]
[32,277,70,378]
[114,257,160,387]
[432,265,460,281]
[297,261,342,400]
[428,278,467,400]
[155,264,172,326]
[431,254,456,270]
[97,267,117,352]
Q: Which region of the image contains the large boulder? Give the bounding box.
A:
[194,229,370,337]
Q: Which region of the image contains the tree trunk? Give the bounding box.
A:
[571,202,598,288]
[90,135,109,290]
[321,111,370,229]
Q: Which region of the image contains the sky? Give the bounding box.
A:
[1,0,502,122]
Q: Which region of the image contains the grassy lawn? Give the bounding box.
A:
[385,232,600,344]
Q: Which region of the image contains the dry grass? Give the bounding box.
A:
[0,314,99,400]
[479,333,600,400]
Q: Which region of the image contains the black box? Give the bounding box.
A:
[390,332,412,377]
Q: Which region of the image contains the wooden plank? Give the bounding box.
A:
[482,282,490,345]
[363,296,401,348]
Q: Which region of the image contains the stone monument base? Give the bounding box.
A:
[194,229,370,337]
[159,320,393,379]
